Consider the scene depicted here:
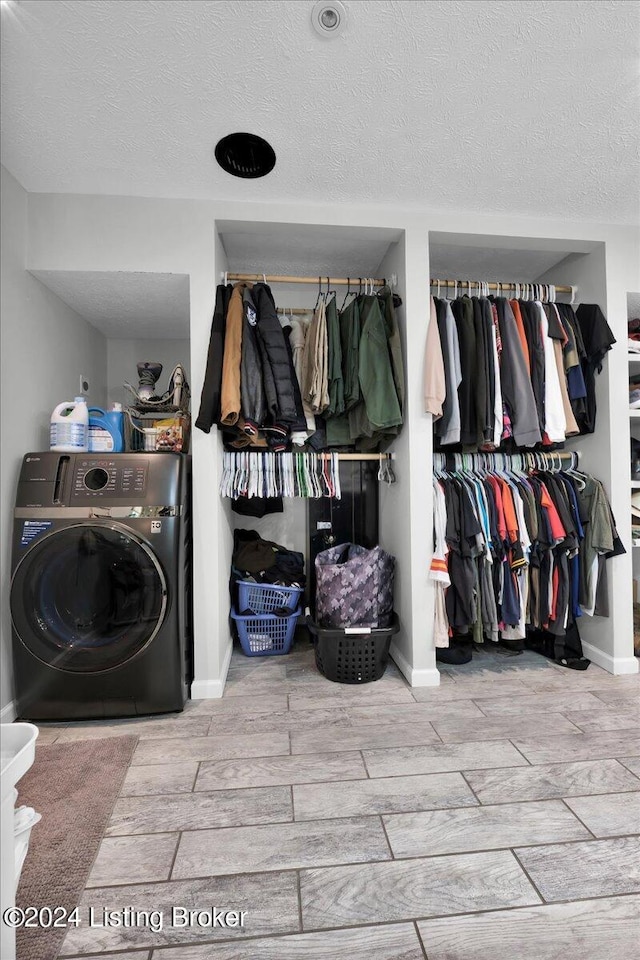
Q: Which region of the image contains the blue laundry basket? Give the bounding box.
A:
[236,580,303,615]
[231,607,301,657]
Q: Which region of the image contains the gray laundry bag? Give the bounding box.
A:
[314,543,395,628]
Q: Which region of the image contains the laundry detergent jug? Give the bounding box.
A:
[50,397,89,452]
[88,404,125,453]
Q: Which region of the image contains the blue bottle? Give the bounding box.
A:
[88,404,125,453]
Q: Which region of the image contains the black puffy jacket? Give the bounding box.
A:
[195,283,232,432]
[252,283,300,427]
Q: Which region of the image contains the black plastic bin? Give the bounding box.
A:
[308,613,400,684]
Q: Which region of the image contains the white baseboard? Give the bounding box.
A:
[190,641,233,700]
[0,701,17,723]
[580,641,639,676]
[390,643,441,687]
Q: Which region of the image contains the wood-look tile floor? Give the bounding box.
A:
[34,642,639,960]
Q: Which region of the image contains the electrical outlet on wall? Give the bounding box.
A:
[79,375,89,396]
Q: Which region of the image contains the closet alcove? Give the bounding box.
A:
[211,219,419,681]
[27,269,191,421]
[427,231,634,678]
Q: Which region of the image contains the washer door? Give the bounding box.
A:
[11,523,167,673]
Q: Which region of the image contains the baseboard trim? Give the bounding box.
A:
[190,641,233,700]
[390,643,441,687]
[0,700,17,723]
[580,641,639,676]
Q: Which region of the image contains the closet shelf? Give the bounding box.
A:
[629,410,640,419]
[628,353,640,363]
[631,481,640,489]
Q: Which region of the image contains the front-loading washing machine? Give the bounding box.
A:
[10,452,192,720]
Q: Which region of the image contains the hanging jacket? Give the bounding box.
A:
[325,295,345,417]
[450,297,477,445]
[240,285,266,435]
[289,318,316,432]
[196,283,232,432]
[302,299,329,414]
[423,297,446,418]
[496,298,542,447]
[220,283,246,427]
[252,282,300,428]
[351,294,402,435]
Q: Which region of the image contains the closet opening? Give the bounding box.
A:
[427,232,630,680]
[29,269,192,446]
[209,219,413,682]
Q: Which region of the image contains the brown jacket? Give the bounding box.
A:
[220,283,246,426]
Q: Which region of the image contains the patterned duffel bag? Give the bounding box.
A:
[315,543,395,629]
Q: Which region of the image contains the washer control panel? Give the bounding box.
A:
[72,458,148,499]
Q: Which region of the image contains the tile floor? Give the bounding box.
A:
[34,642,640,959]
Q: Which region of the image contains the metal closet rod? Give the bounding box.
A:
[319,452,395,461]
[430,279,574,295]
[225,272,386,287]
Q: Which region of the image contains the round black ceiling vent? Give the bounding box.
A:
[215,133,276,179]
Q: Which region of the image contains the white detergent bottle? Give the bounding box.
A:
[50,396,89,452]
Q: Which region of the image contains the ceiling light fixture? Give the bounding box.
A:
[311,1,347,38]
[214,132,276,179]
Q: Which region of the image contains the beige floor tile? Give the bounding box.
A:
[363,740,528,778]
[293,772,476,820]
[564,792,640,837]
[561,709,640,733]
[471,691,606,716]
[289,686,415,712]
[619,756,640,778]
[150,922,423,959]
[120,762,198,796]
[208,706,352,737]
[195,751,367,791]
[345,699,485,725]
[132,732,290,765]
[515,836,640,900]
[106,786,292,835]
[417,895,640,960]
[56,717,210,741]
[433,712,580,743]
[300,851,539,928]
[383,800,589,858]
[291,721,439,754]
[185,694,288,716]
[513,731,640,764]
[59,873,300,954]
[411,680,531,702]
[464,758,640,803]
[86,834,178,887]
[172,817,391,878]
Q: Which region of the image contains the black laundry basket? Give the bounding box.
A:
[308,614,400,684]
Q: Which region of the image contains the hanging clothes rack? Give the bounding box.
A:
[220,451,396,500]
[433,451,580,473]
[430,279,576,302]
[225,272,386,287]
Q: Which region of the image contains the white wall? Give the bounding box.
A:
[0,166,107,717]
[22,190,640,695]
[106,338,190,407]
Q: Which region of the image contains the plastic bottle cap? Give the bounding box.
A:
[74,396,86,403]
[112,402,123,411]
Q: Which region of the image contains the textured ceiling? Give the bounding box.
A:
[2,0,639,223]
[30,271,190,338]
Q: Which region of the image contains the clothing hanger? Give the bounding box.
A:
[340,278,352,311]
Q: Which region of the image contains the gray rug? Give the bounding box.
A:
[15,735,137,960]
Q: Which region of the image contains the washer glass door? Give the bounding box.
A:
[11,523,167,672]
